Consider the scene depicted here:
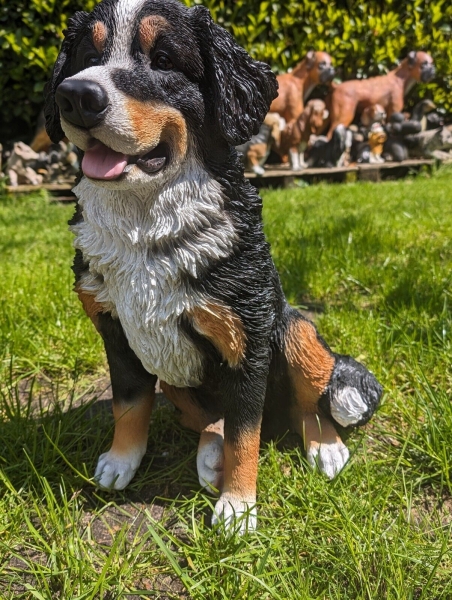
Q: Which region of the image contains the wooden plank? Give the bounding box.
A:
[245,159,434,179]
[358,159,434,171]
[6,183,75,194]
[245,165,359,178]
[3,158,436,197]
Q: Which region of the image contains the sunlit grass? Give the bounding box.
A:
[0,169,451,598]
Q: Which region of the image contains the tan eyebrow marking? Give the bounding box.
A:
[92,21,107,54]
[139,15,170,55]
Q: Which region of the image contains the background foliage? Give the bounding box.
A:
[1,0,451,143]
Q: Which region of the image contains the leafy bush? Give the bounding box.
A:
[0,0,96,142]
[1,0,451,143]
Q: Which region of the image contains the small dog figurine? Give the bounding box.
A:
[305,124,350,168]
[236,112,283,175]
[45,0,382,533]
[368,123,387,163]
[278,99,329,168]
[327,51,435,138]
[270,51,335,169]
[383,112,421,162]
[360,104,386,129]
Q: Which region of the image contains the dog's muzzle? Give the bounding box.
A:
[319,66,335,84]
[421,65,436,83]
[55,79,110,129]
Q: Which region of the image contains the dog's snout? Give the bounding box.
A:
[56,80,109,129]
[320,66,335,84]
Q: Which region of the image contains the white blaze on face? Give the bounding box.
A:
[109,0,147,65]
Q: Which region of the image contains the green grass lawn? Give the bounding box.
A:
[0,169,451,599]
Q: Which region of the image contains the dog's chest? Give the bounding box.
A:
[72,171,237,387]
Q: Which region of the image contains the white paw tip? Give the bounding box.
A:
[94,451,143,491]
[307,441,350,480]
[211,495,257,534]
[197,439,224,492]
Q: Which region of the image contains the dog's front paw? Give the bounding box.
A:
[307,440,350,480]
[211,493,257,534]
[197,433,224,492]
[94,450,144,490]
[252,164,265,176]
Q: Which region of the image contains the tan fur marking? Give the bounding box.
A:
[139,15,170,55]
[110,392,154,456]
[160,381,212,433]
[247,143,268,168]
[126,99,188,158]
[75,285,104,330]
[30,127,52,153]
[301,413,341,451]
[286,318,335,412]
[189,303,246,367]
[92,21,107,54]
[223,425,260,499]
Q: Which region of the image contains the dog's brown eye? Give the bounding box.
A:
[84,54,100,69]
[153,53,173,71]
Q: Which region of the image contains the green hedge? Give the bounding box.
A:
[1,0,451,143]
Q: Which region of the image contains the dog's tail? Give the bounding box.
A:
[318,354,383,428]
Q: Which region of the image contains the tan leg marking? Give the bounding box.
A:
[139,15,170,55]
[92,21,107,54]
[125,99,188,158]
[95,391,155,490]
[286,318,335,413]
[223,425,261,500]
[212,424,261,532]
[189,302,246,367]
[110,391,155,457]
[75,285,104,331]
[160,381,211,433]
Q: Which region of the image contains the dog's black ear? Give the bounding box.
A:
[407,51,417,67]
[191,6,278,146]
[306,49,316,69]
[44,11,90,142]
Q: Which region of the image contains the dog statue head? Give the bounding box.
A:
[304,50,335,85]
[360,104,387,128]
[406,51,435,83]
[44,0,277,189]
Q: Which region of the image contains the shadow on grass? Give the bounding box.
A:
[271,212,388,303]
[0,377,203,514]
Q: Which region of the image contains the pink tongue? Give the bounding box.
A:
[82,142,128,180]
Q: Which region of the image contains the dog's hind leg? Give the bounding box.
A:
[281,309,381,477]
[300,414,349,479]
[93,312,157,490]
[282,312,349,477]
[160,382,224,492]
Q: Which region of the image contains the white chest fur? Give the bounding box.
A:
[71,165,237,387]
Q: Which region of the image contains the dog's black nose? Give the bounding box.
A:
[55,80,109,129]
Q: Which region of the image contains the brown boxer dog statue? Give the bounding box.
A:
[270,50,335,168]
[327,51,435,139]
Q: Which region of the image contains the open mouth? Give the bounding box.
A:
[81,140,169,180]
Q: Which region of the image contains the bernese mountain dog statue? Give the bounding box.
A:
[44,0,382,533]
